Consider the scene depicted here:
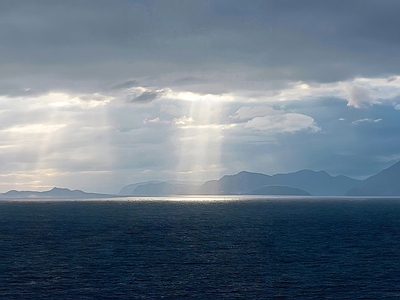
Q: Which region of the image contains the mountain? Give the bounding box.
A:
[197,171,274,195]
[197,170,359,196]
[129,182,198,196]
[251,185,310,196]
[119,181,201,196]
[119,169,361,196]
[346,161,400,196]
[119,181,162,195]
[272,170,360,196]
[0,187,114,199]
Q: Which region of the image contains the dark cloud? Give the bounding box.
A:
[2,0,400,87]
[129,91,162,103]
[109,80,138,91]
[0,85,40,97]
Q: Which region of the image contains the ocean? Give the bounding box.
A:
[0,197,399,299]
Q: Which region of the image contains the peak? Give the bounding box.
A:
[316,170,331,176]
[237,171,252,175]
[50,187,71,192]
[236,170,268,176]
[286,169,329,176]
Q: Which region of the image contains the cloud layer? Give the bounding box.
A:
[1,1,400,192]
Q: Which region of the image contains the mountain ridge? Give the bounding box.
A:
[2,161,400,198]
[271,169,360,196]
[0,187,116,199]
[120,168,362,196]
[346,161,400,196]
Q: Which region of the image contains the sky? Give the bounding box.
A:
[1,0,400,194]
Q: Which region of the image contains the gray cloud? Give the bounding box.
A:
[2,0,400,89]
[1,1,400,193]
[129,91,162,103]
[0,84,42,97]
[109,80,138,91]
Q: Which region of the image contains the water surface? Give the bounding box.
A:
[0,197,399,299]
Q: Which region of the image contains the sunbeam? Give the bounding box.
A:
[174,94,224,183]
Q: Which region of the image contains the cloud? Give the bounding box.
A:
[1,1,400,193]
[143,117,160,124]
[2,1,400,94]
[244,113,320,133]
[0,85,41,98]
[173,116,194,125]
[77,93,113,103]
[129,91,160,103]
[109,80,138,91]
[233,106,280,120]
[351,118,382,125]
[165,90,235,102]
[126,87,167,103]
[2,2,400,107]
[347,86,373,108]
[231,105,320,133]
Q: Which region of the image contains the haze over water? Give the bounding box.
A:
[1,197,399,299]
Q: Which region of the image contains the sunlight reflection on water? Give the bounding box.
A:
[3,195,400,203]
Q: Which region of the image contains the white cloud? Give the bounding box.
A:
[244,113,320,133]
[222,76,400,108]
[148,117,160,123]
[21,92,114,110]
[232,106,320,134]
[143,117,160,124]
[233,106,280,120]
[173,116,194,125]
[3,123,66,134]
[347,85,373,108]
[344,76,400,108]
[351,118,382,125]
[165,90,235,103]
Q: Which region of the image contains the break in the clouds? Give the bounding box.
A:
[1,0,400,193]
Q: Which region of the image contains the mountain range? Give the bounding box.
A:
[119,160,400,197]
[196,170,359,196]
[346,160,400,196]
[0,187,114,199]
[2,161,400,198]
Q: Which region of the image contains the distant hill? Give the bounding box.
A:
[4,161,399,198]
[129,182,199,196]
[119,180,200,196]
[197,171,274,195]
[346,161,400,196]
[119,181,162,195]
[0,187,114,199]
[251,185,310,196]
[197,170,359,196]
[272,170,360,196]
[119,168,364,197]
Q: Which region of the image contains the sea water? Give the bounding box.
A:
[0,197,399,299]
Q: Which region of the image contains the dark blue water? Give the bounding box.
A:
[0,198,399,299]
